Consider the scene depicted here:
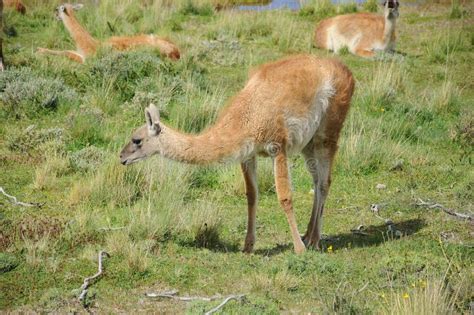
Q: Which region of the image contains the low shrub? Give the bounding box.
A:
[0,68,78,118]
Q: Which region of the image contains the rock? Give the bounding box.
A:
[376,183,387,190]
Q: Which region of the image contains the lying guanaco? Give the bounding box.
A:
[37,3,180,63]
[314,0,399,57]
[120,55,355,254]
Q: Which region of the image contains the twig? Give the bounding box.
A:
[146,291,245,313]
[79,250,110,304]
[205,294,245,315]
[416,198,473,221]
[350,225,369,236]
[0,187,43,207]
[146,290,221,301]
[98,226,126,231]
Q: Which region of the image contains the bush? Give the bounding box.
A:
[89,51,164,100]
[179,1,214,16]
[7,125,66,154]
[0,68,78,118]
[69,146,106,173]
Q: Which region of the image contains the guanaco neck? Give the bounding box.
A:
[156,123,250,165]
[62,11,98,55]
[383,15,397,47]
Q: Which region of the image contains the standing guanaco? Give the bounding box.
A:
[120,55,355,254]
[37,3,180,63]
[314,0,399,57]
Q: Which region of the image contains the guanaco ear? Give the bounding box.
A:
[145,104,161,136]
[72,3,84,10]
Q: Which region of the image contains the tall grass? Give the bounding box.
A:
[385,279,458,315]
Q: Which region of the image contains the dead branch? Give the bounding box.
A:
[205,294,245,315]
[0,187,43,207]
[98,226,126,231]
[146,290,221,302]
[146,290,245,313]
[416,198,473,221]
[350,225,369,236]
[79,250,110,304]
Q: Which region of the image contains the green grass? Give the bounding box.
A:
[1,0,473,313]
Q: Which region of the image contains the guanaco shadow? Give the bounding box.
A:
[254,218,426,257]
[178,219,425,256]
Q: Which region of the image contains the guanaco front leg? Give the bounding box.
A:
[354,47,375,58]
[241,157,258,253]
[37,47,85,63]
[274,150,306,254]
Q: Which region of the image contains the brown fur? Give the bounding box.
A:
[3,0,25,14]
[37,4,180,63]
[120,55,355,254]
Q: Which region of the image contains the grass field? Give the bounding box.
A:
[0,0,473,313]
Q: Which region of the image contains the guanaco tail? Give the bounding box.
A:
[37,3,180,63]
[315,0,399,57]
[120,55,355,254]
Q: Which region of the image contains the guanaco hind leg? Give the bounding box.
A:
[302,145,334,250]
[241,157,258,253]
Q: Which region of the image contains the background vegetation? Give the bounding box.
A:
[0,0,472,313]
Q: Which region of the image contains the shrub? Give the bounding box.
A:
[7,125,66,154]
[88,51,164,100]
[69,146,106,173]
[179,0,214,16]
[0,68,78,118]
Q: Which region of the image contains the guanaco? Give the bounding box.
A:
[37,3,180,63]
[120,55,355,254]
[314,0,399,57]
[3,0,26,14]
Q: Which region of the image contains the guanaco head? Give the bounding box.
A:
[383,0,399,20]
[120,104,162,165]
[55,3,83,21]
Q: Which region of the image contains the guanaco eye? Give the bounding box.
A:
[132,138,142,145]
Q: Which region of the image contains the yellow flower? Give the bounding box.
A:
[403,293,409,299]
[327,245,333,253]
[411,283,416,288]
[381,107,385,112]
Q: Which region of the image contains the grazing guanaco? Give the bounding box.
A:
[120,55,355,254]
[3,0,26,14]
[37,3,180,63]
[314,0,399,57]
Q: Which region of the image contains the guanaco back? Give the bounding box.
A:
[120,55,355,254]
[315,0,399,57]
[37,3,180,63]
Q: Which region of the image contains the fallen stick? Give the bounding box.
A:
[79,250,110,303]
[98,226,126,231]
[146,290,245,313]
[0,187,43,207]
[205,294,245,315]
[146,290,221,301]
[416,198,473,221]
